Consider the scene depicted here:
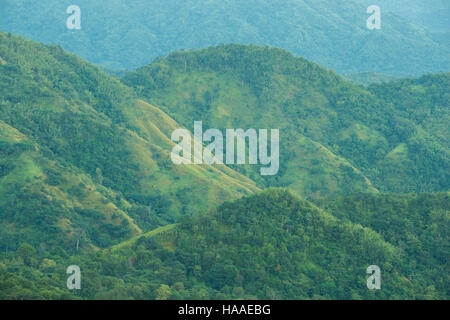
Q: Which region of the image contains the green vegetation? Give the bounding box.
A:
[1,0,449,76]
[123,45,449,196]
[0,31,257,253]
[316,192,450,299]
[1,190,448,299]
[0,32,448,300]
[111,223,177,251]
[344,72,399,85]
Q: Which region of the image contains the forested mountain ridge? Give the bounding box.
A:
[0,0,448,76]
[1,189,448,299]
[123,45,450,195]
[0,31,258,252]
[0,31,448,300]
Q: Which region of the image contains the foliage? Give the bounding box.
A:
[0,32,448,300]
[1,190,447,299]
[0,32,257,253]
[123,45,449,196]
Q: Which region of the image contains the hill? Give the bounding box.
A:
[123,45,449,196]
[0,32,258,252]
[2,189,447,299]
[0,32,448,300]
[0,0,448,76]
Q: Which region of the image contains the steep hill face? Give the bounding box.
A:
[0,0,448,76]
[123,45,449,196]
[0,32,447,300]
[366,75,450,192]
[0,32,258,252]
[0,119,142,251]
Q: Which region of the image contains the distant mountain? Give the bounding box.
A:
[123,45,450,196]
[0,0,448,76]
[355,0,450,32]
[0,32,258,252]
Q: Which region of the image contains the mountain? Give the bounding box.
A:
[0,31,258,252]
[123,45,450,196]
[0,0,448,76]
[355,0,450,32]
[1,189,447,299]
[0,31,448,300]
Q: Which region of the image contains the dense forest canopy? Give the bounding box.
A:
[1,190,448,299]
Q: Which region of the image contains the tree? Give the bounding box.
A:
[154,284,172,300]
[15,243,36,266]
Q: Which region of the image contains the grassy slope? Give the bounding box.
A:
[123,45,449,196]
[0,32,447,299]
[110,223,177,251]
[0,120,142,250]
[0,32,259,252]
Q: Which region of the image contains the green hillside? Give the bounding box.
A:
[316,192,450,298]
[0,32,448,300]
[0,119,142,251]
[1,189,447,299]
[0,0,448,76]
[0,32,258,252]
[123,45,449,196]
